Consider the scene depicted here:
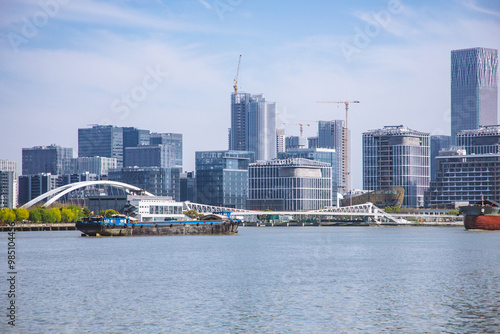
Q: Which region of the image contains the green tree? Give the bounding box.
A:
[14,208,29,222]
[82,207,91,217]
[29,208,43,223]
[100,209,118,218]
[184,210,198,219]
[61,208,76,222]
[0,208,16,222]
[68,206,83,221]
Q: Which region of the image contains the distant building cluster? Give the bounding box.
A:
[1,47,498,211]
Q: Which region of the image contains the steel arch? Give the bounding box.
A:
[21,180,154,209]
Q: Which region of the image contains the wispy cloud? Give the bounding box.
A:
[461,0,500,18]
[198,0,213,10]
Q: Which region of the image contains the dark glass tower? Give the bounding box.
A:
[451,47,498,144]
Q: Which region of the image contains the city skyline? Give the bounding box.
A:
[1,0,500,189]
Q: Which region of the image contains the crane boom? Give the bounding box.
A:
[233,55,242,94]
[282,122,310,137]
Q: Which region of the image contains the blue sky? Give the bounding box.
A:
[1,0,499,189]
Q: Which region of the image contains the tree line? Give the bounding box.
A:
[0,206,119,224]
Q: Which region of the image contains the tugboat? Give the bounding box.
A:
[459,199,500,230]
[76,214,240,237]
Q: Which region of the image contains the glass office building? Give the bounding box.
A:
[0,160,18,209]
[195,150,255,209]
[78,125,124,167]
[317,120,348,193]
[150,133,183,168]
[278,148,338,206]
[22,145,73,175]
[363,126,430,208]
[248,158,332,211]
[451,47,498,144]
[430,135,451,181]
[230,92,277,161]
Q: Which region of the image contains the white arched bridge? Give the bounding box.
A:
[20,180,154,209]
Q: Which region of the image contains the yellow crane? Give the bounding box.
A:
[282,122,310,137]
[316,100,360,193]
[233,55,242,94]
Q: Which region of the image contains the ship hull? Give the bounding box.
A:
[76,221,239,237]
[460,204,500,230]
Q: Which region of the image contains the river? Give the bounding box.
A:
[1,226,500,333]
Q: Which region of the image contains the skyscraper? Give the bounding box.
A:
[363,125,430,208]
[78,125,124,167]
[229,92,277,161]
[430,135,451,181]
[451,47,498,144]
[123,127,150,162]
[22,145,73,175]
[150,133,183,168]
[316,120,348,194]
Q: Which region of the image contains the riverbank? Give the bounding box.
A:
[0,223,77,232]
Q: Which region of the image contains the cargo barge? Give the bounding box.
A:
[76,214,239,236]
[460,200,500,230]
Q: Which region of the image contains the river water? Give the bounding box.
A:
[1,226,500,333]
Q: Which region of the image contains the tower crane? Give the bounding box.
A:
[316,100,360,193]
[282,122,310,137]
[233,55,242,95]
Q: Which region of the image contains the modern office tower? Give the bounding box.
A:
[276,128,286,155]
[18,173,59,206]
[317,120,348,194]
[278,148,338,205]
[230,92,277,161]
[426,149,500,207]
[78,125,124,167]
[0,160,18,209]
[124,145,177,168]
[451,47,498,144]
[150,133,183,168]
[430,135,451,181]
[195,150,255,208]
[123,127,150,161]
[363,125,430,208]
[247,158,332,211]
[308,136,319,149]
[426,125,500,207]
[67,156,117,176]
[109,166,181,201]
[180,171,196,202]
[285,136,307,150]
[22,145,73,175]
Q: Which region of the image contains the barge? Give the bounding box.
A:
[76,214,240,237]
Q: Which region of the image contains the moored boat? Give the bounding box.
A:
[459,200,500,230]
[76,214,240,236]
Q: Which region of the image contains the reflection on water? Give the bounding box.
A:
[2,227,500,333]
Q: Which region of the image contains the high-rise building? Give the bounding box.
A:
[247,158,332,211]
[278,148,338,205]
[150,133,183,168]
[285,136,307,150]
[276,128,286,156]
[363,125,430,208]
[229,92,277,161]
[124,145,177,168]
[0,160,18,209]
[426,125,500,207]
[317,120,348,194]
[195,150,255,208]
[180,171,196,202]
[308,136,319,149]
[22,145,73,175]
[451,47,498,144]
[67,156,117,176]
[109,166,181,201]
[430,135,451,181]
[123,127,150,162]
[78,125,124,167]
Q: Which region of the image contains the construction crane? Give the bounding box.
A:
[282,122,310,137]
[233,55,242,94]
[316,100,360,193]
